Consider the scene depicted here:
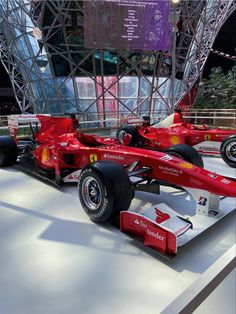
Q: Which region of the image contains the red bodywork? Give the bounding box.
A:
[33,115,236,198]
[135,121,235,150]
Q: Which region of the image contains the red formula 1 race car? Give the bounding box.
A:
[117,110,236,168]
[0,115,235,256]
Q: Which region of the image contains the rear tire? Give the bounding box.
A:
[117,125,138,146]
[78,161,133,223]
[0,136,17,167]
[165,144,204,168]
[220,135,236,168]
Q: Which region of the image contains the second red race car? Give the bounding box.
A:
[117,109,236,168]
[0,114,235,256]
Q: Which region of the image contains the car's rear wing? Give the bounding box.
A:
[121,116,151,127]
[7,114,50,143]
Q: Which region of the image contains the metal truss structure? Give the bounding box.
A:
[0,0,235,122]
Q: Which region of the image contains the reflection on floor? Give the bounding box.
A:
[203,156,236,179]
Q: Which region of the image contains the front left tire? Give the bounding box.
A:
[78,161,133,223]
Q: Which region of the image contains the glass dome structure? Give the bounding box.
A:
[0,0,235,122]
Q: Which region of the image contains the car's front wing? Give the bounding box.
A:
[120,187,236,257]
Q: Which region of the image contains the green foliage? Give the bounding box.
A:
[195,65,236,108]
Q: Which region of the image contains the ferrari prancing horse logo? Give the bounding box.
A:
[41,147,49,162]
[204,134,211,141]
[89,154,97,163]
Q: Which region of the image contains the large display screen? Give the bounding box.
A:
[84,0,171,51]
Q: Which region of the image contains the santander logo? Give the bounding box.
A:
[134,218,147,229]
[103,153,124,160]
[146,229,165,242]
[134,218,164,241]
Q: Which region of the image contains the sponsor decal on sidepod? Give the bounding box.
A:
[159,165,182,175]
[103,153,125,160]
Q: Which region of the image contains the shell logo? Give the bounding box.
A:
[170,135,180,145]
[41,147,49,162]
[178,162,194,169]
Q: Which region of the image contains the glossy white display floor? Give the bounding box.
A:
[0,157,235,314]
[203,156,236,179]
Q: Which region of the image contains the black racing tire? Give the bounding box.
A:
[165,144,204,168]
[220,135,236,168]
[116,125,138,146]
[0,136,18,167]
[78,161,133,223]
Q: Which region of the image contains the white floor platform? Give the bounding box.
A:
[0,157,235,314]
[203,156,236,179]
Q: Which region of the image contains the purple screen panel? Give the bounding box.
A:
[84,0,171,51]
